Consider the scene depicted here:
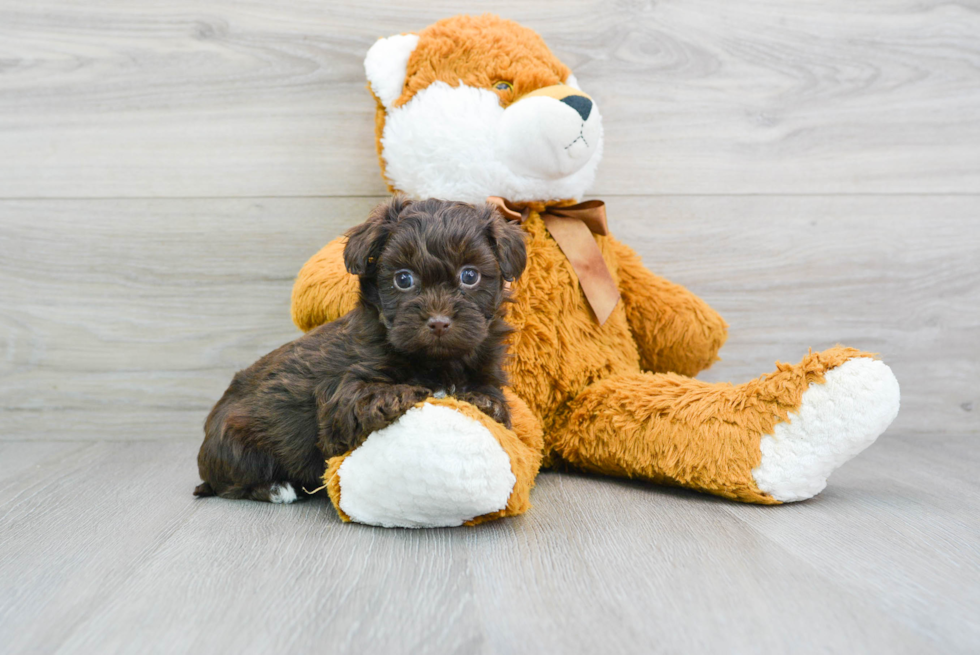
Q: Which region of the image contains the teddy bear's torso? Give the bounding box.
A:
[505,211,642,442]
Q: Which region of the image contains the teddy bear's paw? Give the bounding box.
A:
[335,403,517,528]
[752,357,900,502]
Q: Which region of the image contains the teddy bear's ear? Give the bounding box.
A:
[364,33,420,110]
[565,73,582,90]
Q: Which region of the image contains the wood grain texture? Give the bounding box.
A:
[0,441,88,482]
[0,0,978,197]
[720,432,980,653]
[1,196,976,440]
[1,2,977,653]
[605,195,980,437]
[0,438,975,654]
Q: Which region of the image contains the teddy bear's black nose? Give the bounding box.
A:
[560,95,592,121]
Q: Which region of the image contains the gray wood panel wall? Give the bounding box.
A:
[1,0,978,440]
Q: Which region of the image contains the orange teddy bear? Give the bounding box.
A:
[291,14,900,527]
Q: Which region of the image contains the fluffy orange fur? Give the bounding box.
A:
[371,15,570,192]
[294,206,867,508]
[553,346,869,503]
[395,15,569,108]
[300,14,876,519]
[291,236,358,331]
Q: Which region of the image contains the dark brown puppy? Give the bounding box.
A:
[194,196,527,503]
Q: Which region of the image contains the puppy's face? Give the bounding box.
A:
[344,196,527,358]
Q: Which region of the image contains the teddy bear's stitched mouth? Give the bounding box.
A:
[564,126,589,151]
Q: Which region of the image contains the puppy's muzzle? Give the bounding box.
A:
[427,315,452,337]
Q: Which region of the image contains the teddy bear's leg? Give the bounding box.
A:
[323,391,543,527]
[551,346,900,503]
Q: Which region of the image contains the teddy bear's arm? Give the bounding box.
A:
[291,236,360,332]
[608,237,728,376]
[322,387,545,527]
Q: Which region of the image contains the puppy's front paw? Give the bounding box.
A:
[457,392,511,428]
[355,384,431,435]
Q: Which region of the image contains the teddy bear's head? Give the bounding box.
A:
[365,14,603,204]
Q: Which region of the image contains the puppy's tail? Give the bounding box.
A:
[193,481,215,497]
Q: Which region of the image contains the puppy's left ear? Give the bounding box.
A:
[344,195,411,276]
[484,205,528,282]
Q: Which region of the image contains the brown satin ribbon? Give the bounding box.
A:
[487,196,621,325]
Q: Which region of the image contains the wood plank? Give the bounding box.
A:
[720,433,980,651]
[463,471,937,654]
[1,196,976,440]
[0,441,202,653]
[60,474,936,655]
[2,408,209,442]
[605,195,980,437]
[3,439,964,654]
[0,441,89,482]
[0,1,978,197]
[52,465,489,655]
[0,197,377,441]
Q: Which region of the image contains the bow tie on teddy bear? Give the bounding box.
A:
[487,196,621,325]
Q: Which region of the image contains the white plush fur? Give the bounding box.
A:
[495,95,602,179]
[337,404,517,528]
[269,482,297,504]
[380,81,603,204]
[752,358,901,502]
[364,34,419,109]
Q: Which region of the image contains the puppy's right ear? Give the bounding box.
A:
[343,195,410,276]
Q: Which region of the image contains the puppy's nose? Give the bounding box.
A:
[560,95,592,121]
[427,316,452,337]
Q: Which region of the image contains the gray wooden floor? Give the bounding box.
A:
[1,436,978,654]
[1,1,979,653]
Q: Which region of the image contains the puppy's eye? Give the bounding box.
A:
[493,81,513,92]
[393,270,416,291]
[459,267,481,288]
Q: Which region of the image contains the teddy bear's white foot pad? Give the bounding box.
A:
[336,404,516,528]
[752,358,900,502]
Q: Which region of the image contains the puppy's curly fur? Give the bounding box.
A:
[194,196,527,502]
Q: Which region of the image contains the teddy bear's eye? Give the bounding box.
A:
[494,81,513,92]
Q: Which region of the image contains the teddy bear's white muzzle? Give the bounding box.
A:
[495,95,602,180]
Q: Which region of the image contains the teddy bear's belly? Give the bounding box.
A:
[508,278,642,424]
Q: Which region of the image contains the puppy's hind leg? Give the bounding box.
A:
[196,418,299,504]
[249,481,300,504]
[193,481,215,497]
[199,478,300,504]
